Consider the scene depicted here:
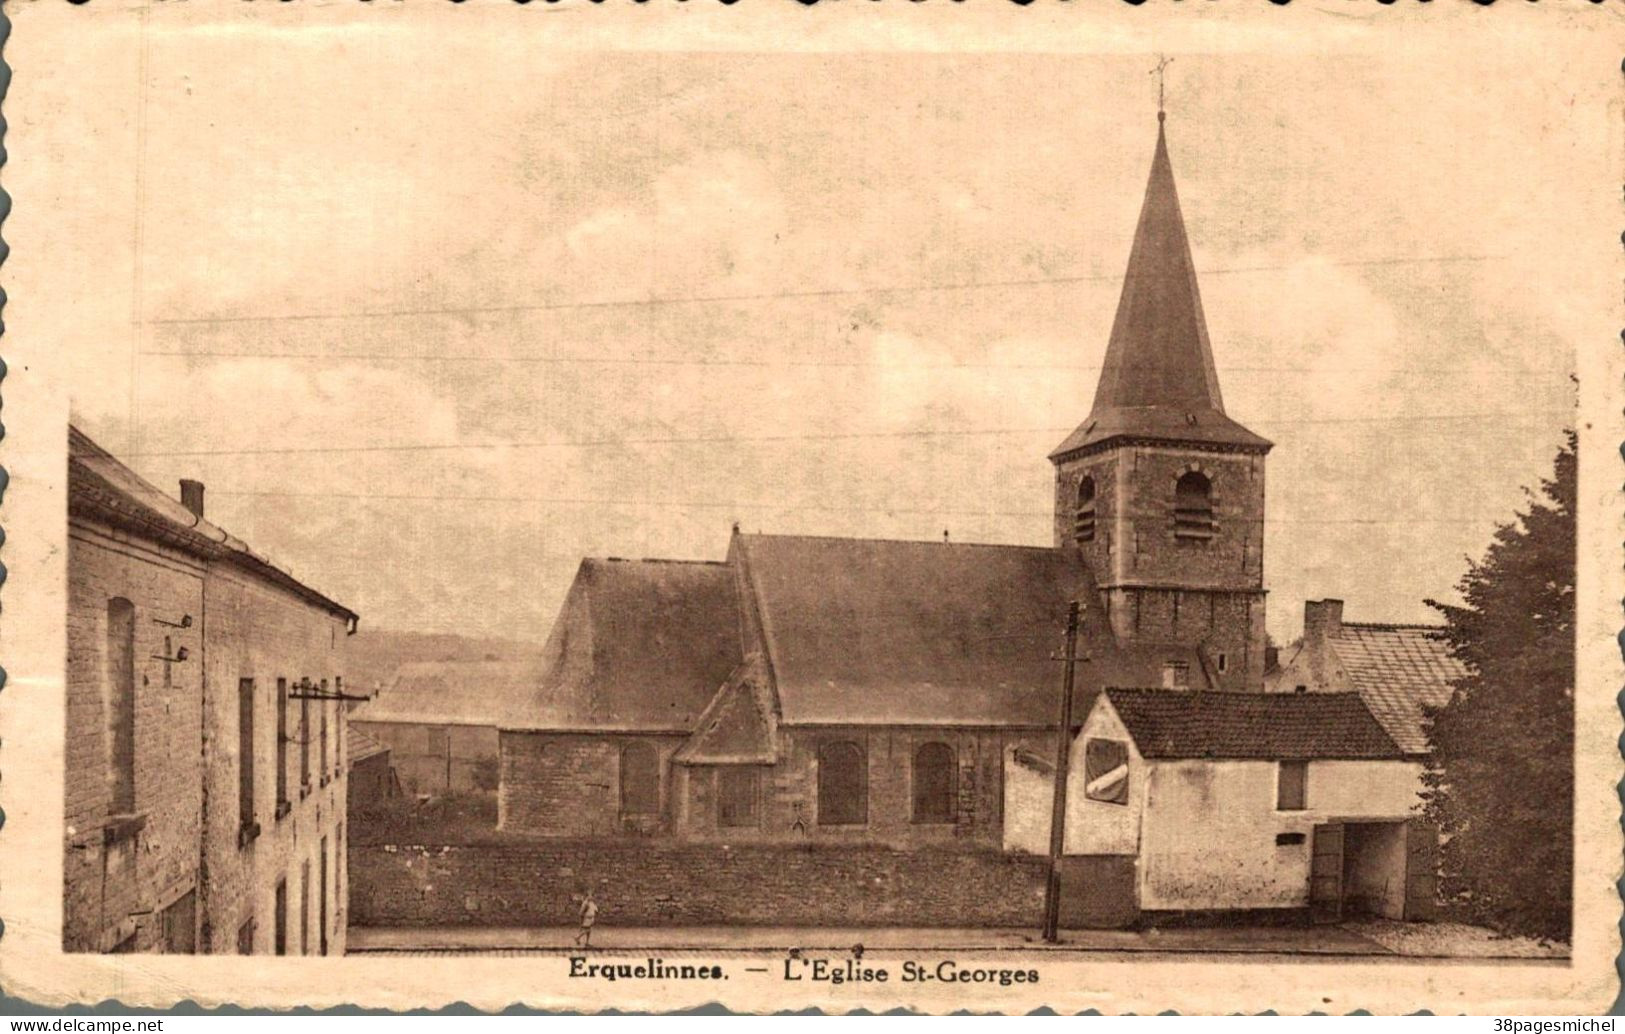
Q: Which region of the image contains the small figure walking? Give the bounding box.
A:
[574,889,599,949]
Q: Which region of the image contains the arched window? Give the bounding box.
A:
[911,742,957,823]
[1073,476,1097,544]
[1174,471,1216,539]
[105,598,137,814]
[619,742,659,816]
[817,741,867,826]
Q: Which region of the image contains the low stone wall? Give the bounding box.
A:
[350,840,1048,928]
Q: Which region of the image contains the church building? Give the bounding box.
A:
[497,114,1433,927]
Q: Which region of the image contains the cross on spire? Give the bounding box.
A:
[1152,55,1173,121]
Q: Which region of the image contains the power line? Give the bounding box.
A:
[202,489,1543,525]
[141,253,1499,329]
[122,412,1574,459]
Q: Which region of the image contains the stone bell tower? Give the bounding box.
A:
[1050,113,1272,691]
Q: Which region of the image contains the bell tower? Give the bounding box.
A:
[1050,112,1272,691]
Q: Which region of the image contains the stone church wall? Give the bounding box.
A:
[498,731,685,836]
[502,726,1039,850]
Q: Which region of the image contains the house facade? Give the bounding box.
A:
[1266,598,1466,756]
[65,427,356,955]
[1005,689,1431,925]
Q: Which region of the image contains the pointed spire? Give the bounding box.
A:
[1051,117,1270,460]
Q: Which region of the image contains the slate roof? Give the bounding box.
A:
[353,660,547,729]
[505,557,743,732]
[1102,687,1405,760]
[68,425,357,621]
[1051,120,1270,460]
[347,725,392,764]
[1331,623,1465,755]
[672,654,778,765]
[736,533,1187,727]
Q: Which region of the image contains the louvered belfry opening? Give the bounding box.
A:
[1173,470,1216,539]
[1074,476,1097,543]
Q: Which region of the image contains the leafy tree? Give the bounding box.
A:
[1422,430,1575,942]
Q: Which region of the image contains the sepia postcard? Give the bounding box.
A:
[1,0,1621,1015]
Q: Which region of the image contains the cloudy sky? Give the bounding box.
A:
[41,7,1596,645]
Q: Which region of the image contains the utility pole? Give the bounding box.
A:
[1042,601,1083,944]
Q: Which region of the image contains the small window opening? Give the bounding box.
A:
[1174,471,1216,540]
[1275,831,1306,846]
[1216,652,1228,674]
[1161,661,1191,689]
[1277,760,1308,811]
[1294,684,1308,695]
[1083,739,1130,805]
[718,767,760,828]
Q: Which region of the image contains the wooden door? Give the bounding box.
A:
[1309,822,1345,924]
[1403,819,1440,921]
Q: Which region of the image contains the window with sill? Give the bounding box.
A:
[817,740,867,826]
[1277,760,1307,811]
[238,678,256,835]
[911,742,957,823]
[717,766,760,828]
[276,677,290,817]
[105,597,137,816]
[619,742,659,817]
[1173,471,1216,540]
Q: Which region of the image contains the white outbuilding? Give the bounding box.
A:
[1006,688,1437,928]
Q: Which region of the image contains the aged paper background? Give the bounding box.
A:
[2,0,1621,1013]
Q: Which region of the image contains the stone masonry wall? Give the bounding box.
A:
[65,522,207,953]
[1055,443,1267,690]
[498,732,685,836]
[350,840,1047,928]
[503,727,1020,850]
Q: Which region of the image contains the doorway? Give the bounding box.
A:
[1310,819,1437,922]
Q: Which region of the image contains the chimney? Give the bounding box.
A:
[1303,599,1344,646]
[179,479,205,519]
[1300,599,1344,692]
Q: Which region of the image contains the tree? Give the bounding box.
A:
[1422,430,1575,942]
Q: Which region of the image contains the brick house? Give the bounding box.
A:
[65,426,357,955]
[493,116,1431,922]
[1265,599,1467,756]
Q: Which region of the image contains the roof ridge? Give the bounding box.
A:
[739,531,1057,552]
[592,556,729,567]
[1341,621,1449,632]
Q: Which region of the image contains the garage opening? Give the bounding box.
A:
[1310,819,1437,923]
[1341,822,1407,918]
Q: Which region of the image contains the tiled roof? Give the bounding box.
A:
[673,654,778,765]
[1103,688,1405,760]
[1331,623,1465,755]
[68,425,357,621]
[352,660,548,729]
[347,725,391,764]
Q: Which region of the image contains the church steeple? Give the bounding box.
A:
[1048,109,1271,693]
[1050,117,1270,460]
